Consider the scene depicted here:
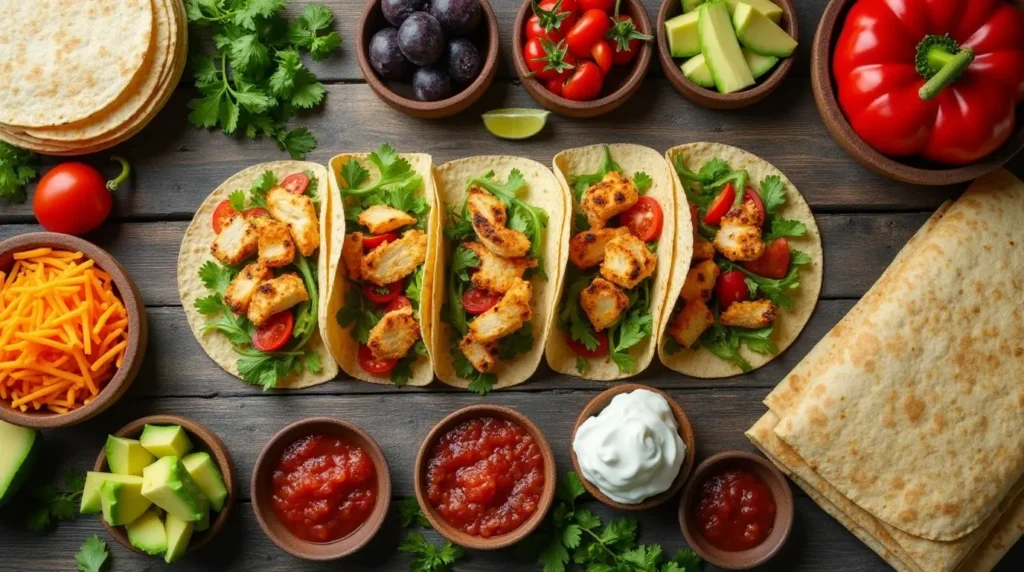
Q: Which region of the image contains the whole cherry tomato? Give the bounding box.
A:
[385,295,412,313]
[545,76,564,96]
[358,344,397,374]
[33,157,130,236]
[608,15,650,65]
[562,60,604,101]
[525,0,578,43]
[578,0,615,13]
[524,38,576,81]
[463,288,502,315]
[703,183,736,225]
[715,270,750,309]
[252,311,294,352]
[280,172,310,194]
[363,281,403,305]
[362,232,398,250]
[566,329,609,357]
[743,238,791,279]
[565,9,612,58]
[591,39,613,75]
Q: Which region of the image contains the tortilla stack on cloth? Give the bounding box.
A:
[746,170,1024,572]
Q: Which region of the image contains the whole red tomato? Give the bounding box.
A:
[33,157,130,236]
[565,9,611,58]
[577,0,615,13]
[607,14,651,65]
[525,0,578,43]
[524,38,575,81]
[562,60,604,100]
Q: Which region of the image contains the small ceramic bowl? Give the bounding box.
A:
[94,415,237,555]
[811,0,1024,185]
[570,384,695,511]
[356,0,499,118]
[414,404,556,550]
[678,451,794,570]
[0,232,147,429]
[657,0,797,110]
[251,417,392,561]
[512,0,654,118]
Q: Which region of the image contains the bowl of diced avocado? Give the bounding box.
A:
[81,415,236,563]
[657,0,798,109]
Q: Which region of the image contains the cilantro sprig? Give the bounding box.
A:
[338,143,429,229]
[397,498,463,572]
[23,469,85,532]
[570,145,622,200]
[0,142,38,203]
[75,534,109,572]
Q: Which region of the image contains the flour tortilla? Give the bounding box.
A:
[432,156,570,389]
[177,161,338,389]
[658,143,823,378]
[321,153,438,387]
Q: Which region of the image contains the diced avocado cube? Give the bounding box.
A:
[164,512,195,564]
[141,456,208,522]
[699,1,755,94]
[127,508,167,556]
[725,0,782,23]
[139,425,193,458]
[743,48,779,79]
[665,12,700,58]
[100,478,152,526]
[733,2,797,57]
[105,436,155,476]
[682,0,706,13]
[0,420,38,508]
[182,452,228,512]
[682,54,716,88]
[82,472,144,514]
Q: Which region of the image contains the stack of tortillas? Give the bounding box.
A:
[0,0,186,155]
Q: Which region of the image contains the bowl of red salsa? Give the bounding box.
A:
[414,404,556,550]
[678,451,794,570]
[250,417,392,561]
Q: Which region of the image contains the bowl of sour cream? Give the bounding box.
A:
[571,384,696,510]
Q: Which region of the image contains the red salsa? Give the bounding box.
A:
[694,469,776,551]
[271,434,377,543]
[426,417,545,538]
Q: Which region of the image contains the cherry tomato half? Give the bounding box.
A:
[703,183,736,225]
[34,162,112,236]
[252,311,295,352]
[591,39,613,74]
[578,0,615,13]
[525,0,577,43]
[463,288,502,315]
[562,60,604,101]
[566,329,609,357]
[621,196,664,242]
[212,200,238,233]
[743,238,791,279]
[385,295,412,313]
[565,9,612,58]
[744,187,766,227]
[362,232,398,250]
[242,207,270,220]
[363,281,403,305]
[715,270,749,309]
[281,172,310,195]
[358,344,397,374]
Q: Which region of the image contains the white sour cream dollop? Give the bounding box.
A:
[572,389,685,504]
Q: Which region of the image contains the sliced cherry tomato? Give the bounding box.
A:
[621,196,664,242]
[363,281,403,305]
[703,183,736,225]
[591,39,613,74]
[358,344,397,374]
[562,60,604,101]
[524,37,576,81]
[252,311,294,352]
[715,270,750,309]
[385,295,412,313]
[362,232,398,250]
[242,207,270,220]
[565,9,612,58]
[743,187,766,227]
[688,202,699,233]
[578,0,615,13]
[463,288,502,315]
[743,238,791,279]
[281,172,310,195]
[545,76,564,96]
[525,0,577,43]
[212,200,238,233]
[566,329,609,357]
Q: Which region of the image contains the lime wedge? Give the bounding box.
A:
[482,109,550,140]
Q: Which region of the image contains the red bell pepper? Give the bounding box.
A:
[833,0,1024,165]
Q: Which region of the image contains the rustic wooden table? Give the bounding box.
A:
[1,0,1021,570]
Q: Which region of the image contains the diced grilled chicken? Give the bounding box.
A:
[581,171,639,230]
[463,242,537,294]
[358,205,417,235]
[713,200,765,262]
[342,232,363,280]
[247,273,309,327]
[467,186,531,258]
[257,219,295,268]
[367,307,421,360]
[223,262,273,315]
[266,186,320,257]
[568,228,628,269]
[681,260,719,302]
[600,231,657,290]
[693,239,716,261]
[580,277,628,331]
[720,299,776,329]
[246,213,273,233]
[361,229,427,286]
[458,337,499,373]
[466,278,532,344]
[667,299,714,349]
[211,213,258,266]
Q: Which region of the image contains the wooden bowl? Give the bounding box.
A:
[0,232,147,429]
[512,0,654,118]
[94,415,237,556]
[657,0,797,109]
[250,417,391,561]
[678,451,794,570]
[811,0,1024,185]
[414,404,556,550]
[356,0,499,118]
[570,384,695,511]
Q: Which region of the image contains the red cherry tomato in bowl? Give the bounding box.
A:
[545,76,565,96]
[562,60,604,101]
[566,329,609,357]
[524,37,575,82]
[358,344,397,374]
[33,160,128,236]
[363,281,403,305]
[565,9,612,57]
[252,311,295,352]
[281,172,310,195]
[703,183,737,225]
[526,0,578,42]
[578,0,615,13]
[385,295,412,313]
[212,200,238,233]
[743,238,791,279]
[609,15,644,65]
[621,196,664,242]
[591,39,613,74]
[463,288,502,315]
[362,232,398,250]
[715,270,750,309]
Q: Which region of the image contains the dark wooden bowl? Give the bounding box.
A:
[94,415,237,556]
[657,0,797,109]
[414,404,556,550]
[0,232,147,429]
[250,417,391,561]
[811,0,1024,185]
[570,384,695,511]
[356,0,499,118]
[678,451,794,570]
[512,0,654,118]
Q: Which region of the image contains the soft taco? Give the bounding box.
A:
[321,144,439,387]
[178,161,338,389]
[546,144,684,380]
[659,142,823,377]
[431,156,570,394]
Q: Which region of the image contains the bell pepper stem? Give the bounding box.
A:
[106,155,131,192]
[919,47,975,101]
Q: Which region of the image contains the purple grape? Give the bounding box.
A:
[381,0,428,26]
[431,0,480,36]
[398,12,445,66]
[413,66,453,101]
[369,28,411,80]
[446,38,481,85]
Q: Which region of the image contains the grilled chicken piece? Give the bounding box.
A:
[667,299,714,349]
[459,337,499,373]
[463,241,537,294]
[466,278,532,344]
[720,299,776,329]
[358,205,417,235]
[580,278,628,331]
[713,200,765,262]
[341,232,363,280]
[681,260,719,302]
[361,229,427,286]
[247,273,309,327]
[568,228,628,269]
[693,239,716,261]
[581,171,639,230]
[211,213,258,266]
[266,186,320,257]
[223,262,273,315]
[467,186,531,258]
[600,231,657,290]
[257,219,296,268]
[367,307,421,360]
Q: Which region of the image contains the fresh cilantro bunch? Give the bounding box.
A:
[469,169,549,272]
[75,534,109,572]
[396,497,464,572]
[338,143,428,229]
[23,469,85,532]
[0,142,38,203]
[185,1,342,158]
